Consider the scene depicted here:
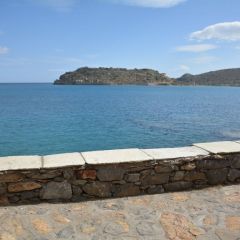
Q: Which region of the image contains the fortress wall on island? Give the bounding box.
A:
[0,140,240,205]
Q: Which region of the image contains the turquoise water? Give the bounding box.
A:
[0,84,240,156]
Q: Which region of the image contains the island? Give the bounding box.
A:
[54,67,240,86]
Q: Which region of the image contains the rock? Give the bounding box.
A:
[172,171,185,181]
[155,165,176,173]
[28,170,62,180]
[141,173,170,186]
[0,173,25,183]
[82,182,112,198]
[32,218,52,234]
[164,181,193,192]
[184,172,206,181]
[0,195,9,205]
[125,173,140,183]
[8,182,42,192]
[72,185,83,195]
[225,216,240,231]
[181,163,196,171]
[20,190,39,200]
[63,169,74,180]
[147,185,164,194]
[228,169,240,182]
[206,169,228,185]
[160,212,205,240]
[230,155,240,168]
[136,221,158,236]
[0,183,7,195]
[77,170,96,180]
[113,183,140,197]
[56,226,74,239]
[40,181,72,200]
[97,167,125,181]
[196,159,229,169]
[104,220,129,235]
[72,180,87,186]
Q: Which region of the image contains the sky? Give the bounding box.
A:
[0,0,240,82]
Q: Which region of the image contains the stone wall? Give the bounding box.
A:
[0,141,240,205]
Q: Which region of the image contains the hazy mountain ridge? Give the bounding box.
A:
[176,68,240,86]
[54,67,240,86]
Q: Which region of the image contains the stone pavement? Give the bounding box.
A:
[0,185,239,240]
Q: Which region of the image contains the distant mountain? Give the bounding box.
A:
[175,68,240,86]
[54,67,174,85]
[54,67,240,86]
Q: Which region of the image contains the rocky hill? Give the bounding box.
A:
[54,67,173,85]
[175,68,240,86]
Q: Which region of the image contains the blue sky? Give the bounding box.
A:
[0,0,240,82]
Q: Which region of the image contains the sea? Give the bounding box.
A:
[0,83,240,156]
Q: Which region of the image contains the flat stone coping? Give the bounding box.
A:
[82,148,153,165]
[43,152,85,168]
[0,155,42,171]
[142,146,209,160]
[194,141,240,154]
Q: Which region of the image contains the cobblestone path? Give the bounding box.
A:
[0,185,239,240]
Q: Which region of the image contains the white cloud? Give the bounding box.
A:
[192,55,218,64]
[31,0,76,11]
[112,0,186,8]
[176,44,217,52]
[179,64,190,71]
[0,46,9,55]
[190,21,240,41]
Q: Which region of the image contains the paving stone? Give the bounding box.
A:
[194,141,240,154]
[0,155,42,171]
[142,146,209,160]
[82,148,153,165]
[0,185,239,239]
[43,152,85,168]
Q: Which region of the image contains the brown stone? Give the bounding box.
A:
[97,167,125,181]
[125,173,140,183]
[181,162,196,171]
[164,181,193,192]
[230,154,240,168]
[203,215,217,225]
[32,218,52,234]
[225,216,240,231]
[155,165,176,173]
[113,183,140,197]
[0,173,25,183]
[160,212,205,240]
[228,169,240,182]
[8,182,42,192]
[40,181,72,200]
[172,171,185,181]
[77,170,96,180]
[196,158,230,169]
[0,195,9,205]
[141,173,170,186]
[184,171,206,181]
[82,182,112,197]
[206,168,228,185]
[27,170,62,180]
